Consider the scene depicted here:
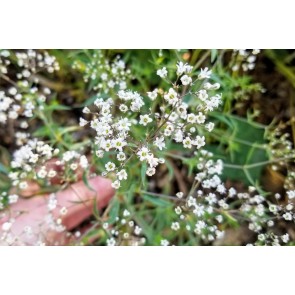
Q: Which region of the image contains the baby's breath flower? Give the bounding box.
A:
[117,169,128,181]
[183,137,192,149]
[139,114,152,126]
[146,167,156,176]
[198,67,212,80]
[137,147,150,161]
[175,206,182,215]
[2,222,12,232]
[147,89,158,101]
[164,88,178,105]
[154,136,166,151]
[176,192,184,199]
[117,152,126,161]
[180,75,192,86]
[105,162,116,172]
[171,222,180,231]
[111,180,120,189]
[157,67,168,78]
[106,237,116,246]
[160,239,169,246]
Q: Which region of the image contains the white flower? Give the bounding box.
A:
[105,162,116,172]
[47,170,57,178]
[8,194,18,204]
[146,167,156,176]
[204,82,220,90]
[101,73,108,81]
[106,237,116,246]
[180,75,192,86]
[14,176,28,188]
[197,89,208,101]
[283,212,293,221]
[111,180,120,189]
[123,209,130,217]
[147,154,160,168]
[187,113,197,123]
[193,205,205,217]
[117,152,126,161]
[113,138,127,151]
[171,222,180,231]
[139,114,152,126]
[281,233,289,243]
[79,118,88,126]
[137,147,150,161]
[205,122,215,132]
[164,88,178,105]
[119,104,128,112]
[82,107,90,114]
[60,207,68,215]
[193,135,205,149]
[154,136,166,150]
[176,62,193,75]
[117,169,127,180]
[147,89,158,101]
[287,190,295,199]
[2,222,12,231]
[183,137,192,149]
[37,168,47,178]
[196,112,206,124]
[176,192,183,199]
[160,239,169,246]
[175,206,182,215]
[79,155,88,168]
[157,67,168,78]
[198,67,212,79]
[96,150,104,158]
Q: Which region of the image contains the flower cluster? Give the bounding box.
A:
[81,61,222,189]
[267,124,295,190]
[231,49,260,72]
[102,209,145,246]
[157,148,295,246]
[8,139,88,192]
[0,50,60,145]
[72,50,132,93]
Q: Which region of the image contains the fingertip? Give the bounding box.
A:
[87,176,115,205]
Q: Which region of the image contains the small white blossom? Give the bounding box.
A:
[147,89,158,101]
[180,75,192,86]
[111,180,120,189]
[164,88,178,105]
[183,137,192,149]
[146,167,156,176]
[139,114,152,126]
[171,222,180,231]
[105,162,116,172]
[157,67,168,78]
[117,169,127,180]
[160,239,169,246]
[137,147,150,161]
[154,136,166,150]
[198,67,212,80]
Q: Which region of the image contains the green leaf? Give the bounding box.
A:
[207,113,268,185]
[0,163,8,175]
[142,194,172,207]
[211,49,218,63]
[108,198,120,224]
[141,162,147,189]
[45,104,71,111]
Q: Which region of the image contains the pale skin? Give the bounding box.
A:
[0,176,114,245]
